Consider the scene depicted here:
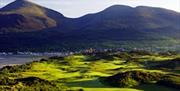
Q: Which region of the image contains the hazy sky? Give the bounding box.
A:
[0,0,180,18]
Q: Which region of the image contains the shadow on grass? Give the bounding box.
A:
[134,84,179,91]
[66,79,179,91]
[65,78,109,88]
[139,58,180,70]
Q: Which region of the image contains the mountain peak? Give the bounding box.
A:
[99,5,134,15]
[1,0,38,12]
[15,0,30,2]
[106,5,133,9]
[104,5,133,11]
[0,0,60,32]
[15,0,32,4]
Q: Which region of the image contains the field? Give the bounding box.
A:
[0,51,180,91]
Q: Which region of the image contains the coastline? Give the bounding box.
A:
[0,54,47,69]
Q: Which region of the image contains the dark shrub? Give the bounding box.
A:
[49,56,64,60]
[0,75,17,85]
[15,77,54,86]
[0,64,31,73]
[40,58,48,62]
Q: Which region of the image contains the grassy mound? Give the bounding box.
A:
[0,75,66,91]
[103,71,163,87]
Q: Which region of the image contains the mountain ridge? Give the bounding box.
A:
[0,0,179,52]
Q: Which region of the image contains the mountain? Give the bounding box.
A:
[0,0,66,33]
[71,5,180,38]
[0,0,180,52]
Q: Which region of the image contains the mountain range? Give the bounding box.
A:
[0,0,180,52]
